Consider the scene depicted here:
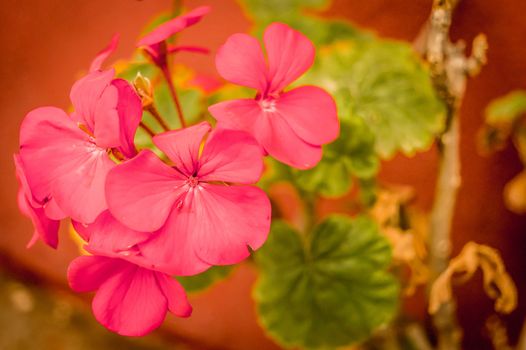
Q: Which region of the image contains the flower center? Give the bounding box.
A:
[259,98,277,112]
[186,176,199,188]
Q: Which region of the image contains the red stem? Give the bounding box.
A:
[161,66,186,128]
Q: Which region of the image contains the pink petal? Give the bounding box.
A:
[68,255,128,292]
[89,33,120,73]
[14,154,60,248]
[112,79,142,158]
[43,198,66,220]
[70,69,115,132]
[140,183,270,273]
[137,6,211,47]
[167,45,210,55]
[18,107,74,201]
[19,106,113,223]
[156,273,192,317]
[92,263,168,336]
[77,211,151,254]
[106,150,186,232]
[53,150,114,224]
[208,98,261,134]
[153,122,211,176]
[256,110,322,169]
[276,86,339,145]
[264,22,315,93]
[92,82,120,149]
[215,33,267,91]
[198,128,263,184]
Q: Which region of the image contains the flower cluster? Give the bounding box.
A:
[15,6,339,336]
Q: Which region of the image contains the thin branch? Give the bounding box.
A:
[139,122,155,137]
[147,105,170,131]
[418,0,488,349]
[161,66,187,128]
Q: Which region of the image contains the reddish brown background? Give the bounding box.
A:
[1,0,526,349]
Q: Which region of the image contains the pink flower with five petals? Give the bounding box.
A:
[68,254,191,336]
[19,68,142,224]
[106,122,271,275]
[209,22,339,169]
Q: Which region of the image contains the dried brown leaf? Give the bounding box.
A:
[429,242,517,315]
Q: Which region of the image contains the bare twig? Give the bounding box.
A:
[418,0,488,349]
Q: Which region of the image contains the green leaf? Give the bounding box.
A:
[293,118,378,197]
[255,216,399,349]
[485,90,526,125]
[240,0,369,46]
[299,40,446,158]
[176,266,232,293]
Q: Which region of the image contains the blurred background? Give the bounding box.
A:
[1,0,526,349]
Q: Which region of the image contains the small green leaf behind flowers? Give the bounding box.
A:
[176,265,233,293]
[293,117,379,198]
[254,215,399,349]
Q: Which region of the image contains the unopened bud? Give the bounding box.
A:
[133,72,153,108]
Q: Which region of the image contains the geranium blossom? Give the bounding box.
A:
[68,254,191,336]
[209,22,339,169]
[106,122,271,275]
[14,155,64,248]
[19,68,142,224]
[137,6,211,68]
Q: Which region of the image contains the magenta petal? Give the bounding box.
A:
[92,82,120,149]
[198,128,263,184]
[53,150,115,224]
[276,86,339,145]
[19,106,75,201]
[141,184,270,272]
[43,198,66,221]
[70,69,115,132]
[79,211,151,254]
[89,33,120,73]
[167,45,210,55]
[14,154,60,248]
[156,273,192,317]
[256,110,322,169]
[137,6,211,47]
[153,122,211,176]
[92,263,168,336]
[208,98,261,134]
[106,150,186,232]
[68,255,128,292]
[264,23,315,93]
[215,33,268,91]
[191,184,270,265]
[112,79,142,158]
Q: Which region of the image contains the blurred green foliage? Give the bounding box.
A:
[485,90,526,125]
[255,216,399,349]
[293,118,379,197]
[176,266,232,293]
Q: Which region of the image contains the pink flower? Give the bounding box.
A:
[137,6,211,68]
[106,122,271,275]
[68,254,191,336]
[19,69,142,224]
[209,22,339,169]
[14,154,64,249]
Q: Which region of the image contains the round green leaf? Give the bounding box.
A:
[299,40,446,158]
[255,216,399,349]
[293,117,378,197]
